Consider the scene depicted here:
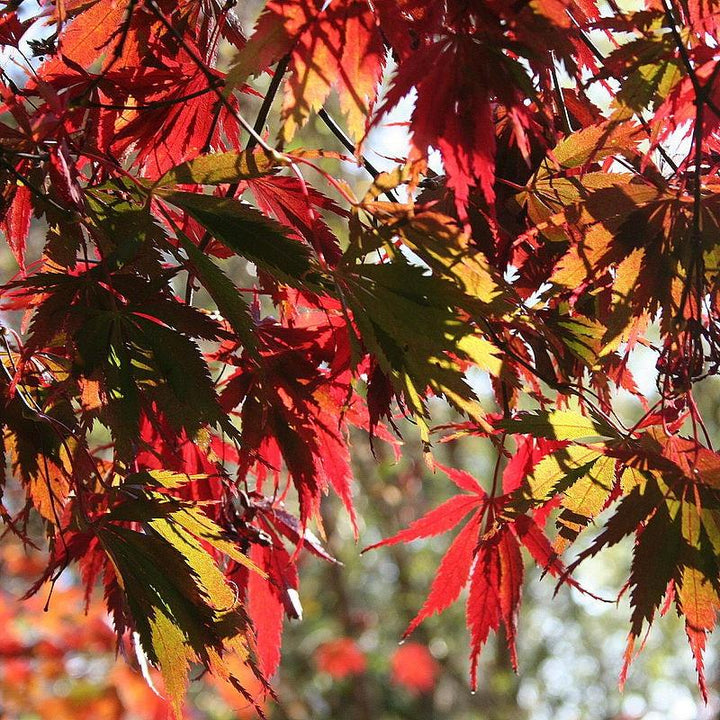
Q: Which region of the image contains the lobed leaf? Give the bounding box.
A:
[158,191,318,285]
[155,149,281,188]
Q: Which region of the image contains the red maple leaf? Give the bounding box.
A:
[364,463,574,687]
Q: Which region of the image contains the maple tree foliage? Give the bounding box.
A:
[4,0,720,714]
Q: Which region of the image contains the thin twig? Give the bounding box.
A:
[246,54,291,153]
[183,56,291,305]
[317,108,400,202]
[83,80,223,110]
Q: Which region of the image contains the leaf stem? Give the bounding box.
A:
[317,108,400,202]
[83,80,223,110]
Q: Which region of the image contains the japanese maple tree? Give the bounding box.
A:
[2,0,720,714]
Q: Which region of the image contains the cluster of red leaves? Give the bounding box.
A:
[313,638,438,694]
[3,0,720,714]
[390,643,439,696]
[315,638,367,679]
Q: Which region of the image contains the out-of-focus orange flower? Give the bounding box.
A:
[3,658,33,685]
[37,690,124,720]
[34,638,65,659]
[315,638,366,679]
[390,643,438,695]
[110,663,173,720]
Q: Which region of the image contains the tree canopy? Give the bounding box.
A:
[2,0,720,715]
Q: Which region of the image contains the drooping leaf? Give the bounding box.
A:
[336,260,490,437]
[158,190,319,285]
[156,149,281,188]
[404,513,484,639]
[170,228,258,352]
